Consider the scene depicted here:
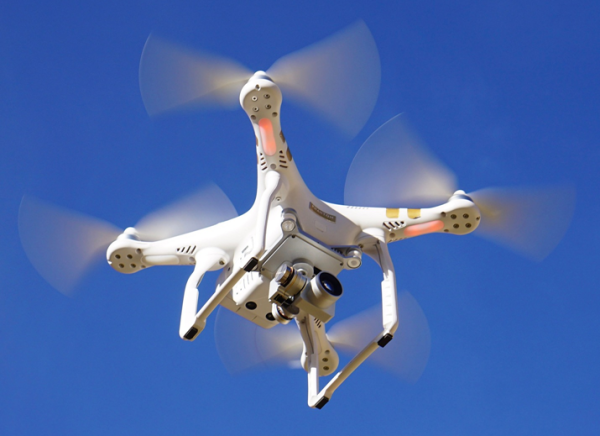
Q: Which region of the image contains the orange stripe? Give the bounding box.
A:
[259,118,277,156]
[404,220,444,238]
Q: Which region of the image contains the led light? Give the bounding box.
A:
[281,219,296,232]
[347,258,361,268]
[258,118,277,156]
[404,220,444,238]
[346,249,362,269]
[281,209,297,232]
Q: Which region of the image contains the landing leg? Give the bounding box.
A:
[306,235,399,408]
[179,248,228,340]
[184,171,283,340]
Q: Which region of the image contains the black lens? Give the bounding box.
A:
[317,272,342,296]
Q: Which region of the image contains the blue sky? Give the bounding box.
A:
[1,1,599,434]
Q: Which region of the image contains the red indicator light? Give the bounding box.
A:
[259,118,277,156]
[404,220,444,238]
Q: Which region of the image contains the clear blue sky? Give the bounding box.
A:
[1,1,599,434]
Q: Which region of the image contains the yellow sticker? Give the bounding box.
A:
[407,209,421,219]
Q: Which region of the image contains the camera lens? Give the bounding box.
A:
[317,272,342,296]
[306,272,343,309]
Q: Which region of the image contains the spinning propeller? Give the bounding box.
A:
[344,114,576,260]
[139,20,380,138]
[18,185,237,295]
[215,291,431,383]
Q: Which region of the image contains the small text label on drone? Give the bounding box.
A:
[309,202,336,222]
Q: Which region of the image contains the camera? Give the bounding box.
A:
[269,263,343,323]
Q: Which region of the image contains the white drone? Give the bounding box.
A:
[19,21,574,409]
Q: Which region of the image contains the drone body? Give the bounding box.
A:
[19,21,574,409]
[104,70,481,408]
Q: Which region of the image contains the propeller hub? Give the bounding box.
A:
[450,190,473,202]
[117,227,140,241]
[251,70,273,81]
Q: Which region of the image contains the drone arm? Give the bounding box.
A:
[327,199,480,244]
[179,248,229,340]
[308,230,398,409]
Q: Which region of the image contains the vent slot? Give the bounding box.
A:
[278,150,288,167]
[383,221,405,231]
[176,245,197,254]
[259,152,268,171]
